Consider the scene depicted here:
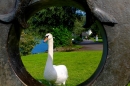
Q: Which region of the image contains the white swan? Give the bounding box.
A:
[43,33,68,85]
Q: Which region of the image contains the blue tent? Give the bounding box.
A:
[31,40,48,54]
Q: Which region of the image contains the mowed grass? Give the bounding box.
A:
[21,51,102,86]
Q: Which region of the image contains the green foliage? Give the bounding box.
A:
[21,51,102,86]
[27,6,79,38]
[72,35,83,44]
[52,26,72,47]
[20,7,86,55]
[20,31,38,56]
[25,6,86,48]
[90,38,103,43]
[73,16,86,35]
[75,36,83,42]
[89,21,101,38]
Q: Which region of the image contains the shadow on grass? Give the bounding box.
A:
[37,79,69,86]
[37,79,50,86]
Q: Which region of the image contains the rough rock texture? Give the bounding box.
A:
[0,1,24,85]
[88,0,130,86]
[1,0,130,86]
[0,0,17,22]
[0,23,24,86]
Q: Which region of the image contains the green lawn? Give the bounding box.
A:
[90,37,103,43]
[21,51,102,86]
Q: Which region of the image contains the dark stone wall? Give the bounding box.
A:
[0,23,23,86]
[0,0,24,86]
[87,0,130,85]
[0,0,130,86]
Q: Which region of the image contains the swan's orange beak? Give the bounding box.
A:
[44,37,48,42]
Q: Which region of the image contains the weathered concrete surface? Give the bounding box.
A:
[0,0,17,22]
[0,23,23,86]
[7,22,44,86]
[87,0,130,86]
[0,0,15,14]
[0,0,24,85]
[1,0,130,86]
[92,24,130,86]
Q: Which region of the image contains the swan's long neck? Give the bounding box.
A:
[46,38,54,67]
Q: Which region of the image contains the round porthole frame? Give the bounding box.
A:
[7,20,108,86]
[7,1,108,86]
[78,20,108,86]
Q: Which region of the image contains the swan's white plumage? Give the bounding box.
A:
[44,33,68,85]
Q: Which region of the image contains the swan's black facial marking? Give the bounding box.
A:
[45,35,49,38]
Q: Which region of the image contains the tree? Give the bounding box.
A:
[19,31,38,56]
[51,26,72,48]
[73,16,86,35]
[27,6,80,38]
[19,6,85,55]
[89,21,101,38]
[25,6,83,47]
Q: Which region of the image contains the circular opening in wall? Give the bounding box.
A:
[7,1,108,86]
[19,6,107,86]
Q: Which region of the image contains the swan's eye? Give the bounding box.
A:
[45,35,49,38]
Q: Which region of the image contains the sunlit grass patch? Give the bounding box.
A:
[21,51,102,86]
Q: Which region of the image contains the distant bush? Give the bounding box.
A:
[75,36,82,41]
[52,26,72,48]
[72,35,83,44]
[20,31,38,56]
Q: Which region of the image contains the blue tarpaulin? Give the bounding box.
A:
[31,40,48,54]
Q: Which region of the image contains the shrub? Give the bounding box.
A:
[52,26,72,48]
[20,31,38,56]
